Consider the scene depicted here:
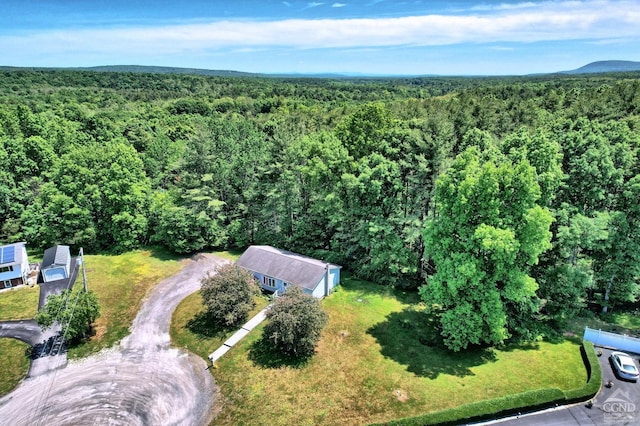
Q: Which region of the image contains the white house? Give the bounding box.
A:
[0,242,29,288]
[236,245,341,298]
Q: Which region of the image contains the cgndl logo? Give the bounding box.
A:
[603,388,637,423]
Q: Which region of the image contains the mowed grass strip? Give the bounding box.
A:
[69,248,184,358]
[178,277,586,426]
[0,339,30,397]
[0,286,40,320]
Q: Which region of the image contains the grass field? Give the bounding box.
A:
[68,248,184,358]
[171,292,270,360]
[172,277,587,426]
[0,339,30,397]
[0,285,40,320]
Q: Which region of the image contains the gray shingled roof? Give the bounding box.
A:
[41,245,71,269]
[236,245,340,291]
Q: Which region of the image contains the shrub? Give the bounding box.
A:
[200,263,260,328]
[263,286,328,357]
[564,340,601,402]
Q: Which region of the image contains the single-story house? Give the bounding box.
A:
[236,245,341,298]
[39,245,71,283]
[0,242,29,288]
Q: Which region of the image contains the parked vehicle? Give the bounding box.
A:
[610,351,640,381]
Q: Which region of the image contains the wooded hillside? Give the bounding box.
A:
[1,69,638,349]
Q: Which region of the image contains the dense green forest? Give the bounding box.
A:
[1,69,639,350]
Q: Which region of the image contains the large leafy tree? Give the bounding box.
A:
[594,176,640,313]
[21,141,150,251]
[200,263,260,327]
[36,289,101,341]
[420,147,553,351]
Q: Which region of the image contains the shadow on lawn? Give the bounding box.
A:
[340,275,422,305]
[248,336,311,369]
[187,311,236,339]
[368,308,498,379]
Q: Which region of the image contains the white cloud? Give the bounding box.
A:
[332,2,347,7]
[1,0,638,61]
[470,2,538,11]
[283,1,292,6]
[489,46,516,51]
[307,2,324,8]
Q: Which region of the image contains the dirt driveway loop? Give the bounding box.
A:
[0,253,226,426]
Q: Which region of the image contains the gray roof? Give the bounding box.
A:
[236,245,340,291]
[0,242,26,266]
[41,245,71,269]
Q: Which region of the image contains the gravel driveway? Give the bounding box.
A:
[0,253,226,426]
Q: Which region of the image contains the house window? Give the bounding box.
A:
[0,266,12,273]
[262,276,276,288]
[3,280,11,288]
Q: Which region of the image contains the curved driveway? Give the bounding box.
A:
[0,253,226,426]
[0,320,44,346]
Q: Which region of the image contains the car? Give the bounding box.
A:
[610,351,640,381]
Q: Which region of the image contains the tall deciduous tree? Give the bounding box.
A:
[21,141,150,251]
[420,147,553,351]
[594,176,640,313]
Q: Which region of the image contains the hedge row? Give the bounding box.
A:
[375,341,602,426]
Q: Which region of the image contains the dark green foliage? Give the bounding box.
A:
[0,69,637,347]
[200,263,260,328]
[421,147,554,350]
[35,289,101,341]
[263,286,328,357]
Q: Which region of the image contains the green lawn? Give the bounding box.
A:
[171,292,270,361]
[170,276,587,426]
[0,285,39,397]
[69,247,184,358]
[0,339,30,397]
[0,285,40,320]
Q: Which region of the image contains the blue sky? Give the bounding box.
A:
[1,0,639,75]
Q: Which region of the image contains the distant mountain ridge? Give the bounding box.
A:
[2,61,640,78]
[561,60,640,74]
[82,65,259,77]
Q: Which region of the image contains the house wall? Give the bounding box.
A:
[310,267,341,298]
[2,277,24,288]
[0,265,22,284]
[0,267,21,283]
[329,267,340,288]
[311,278,327,298]
[20,245,29,282]
[253,272,286,295]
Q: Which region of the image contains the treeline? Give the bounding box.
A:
[1,69,638,349]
